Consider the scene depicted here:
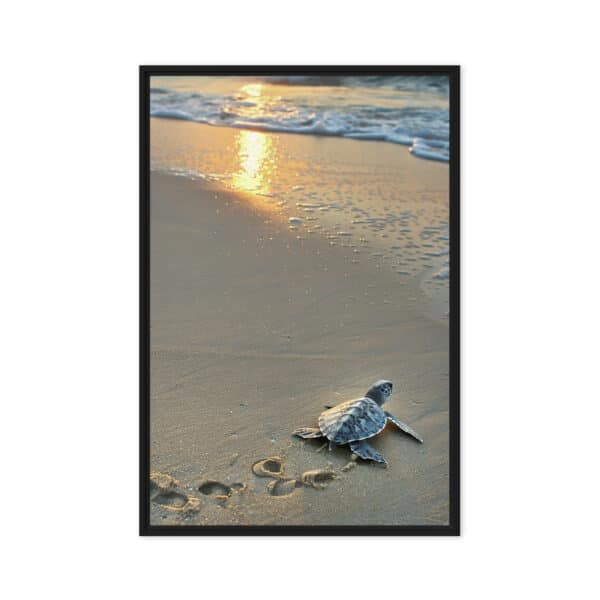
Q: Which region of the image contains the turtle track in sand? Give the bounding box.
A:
[150,471,201,514]
[252,456,285,478]
[251,456,337,496]
[198,480,246,505]
[152,489,189,509]
[267,479,302,497]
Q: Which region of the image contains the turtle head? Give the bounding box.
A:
[365,380,393,406]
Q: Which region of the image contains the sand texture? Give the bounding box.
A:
[149,162,449,526]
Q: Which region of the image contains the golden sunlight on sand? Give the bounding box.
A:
[231,130,275,196]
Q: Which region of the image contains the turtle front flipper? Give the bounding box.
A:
[385,411,423,443]
[349,440,387,464]
[293,427,323,439]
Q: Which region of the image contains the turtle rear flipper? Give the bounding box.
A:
[293,427,323,439]
[385,411,423,443]
[350,440,387,464]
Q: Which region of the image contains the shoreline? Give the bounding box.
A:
[149,75,450,162]
[151,118,450,321]
[150,115,450,163]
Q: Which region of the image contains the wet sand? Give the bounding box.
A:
[150,163,450,525]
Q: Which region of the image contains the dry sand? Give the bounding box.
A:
[149,154,450,525]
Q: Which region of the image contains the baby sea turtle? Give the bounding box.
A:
[292,380,422,464]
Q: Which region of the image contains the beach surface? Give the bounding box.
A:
[149,120,449,526]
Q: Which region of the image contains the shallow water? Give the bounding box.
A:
[150,75,449,162]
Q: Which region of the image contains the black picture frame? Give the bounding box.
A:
[140,65,460,536]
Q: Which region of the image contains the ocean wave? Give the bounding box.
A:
[410,139,450,162]
[150,77,449,162]
[151,108,195,121]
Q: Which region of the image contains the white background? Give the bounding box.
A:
[2,1,599,598]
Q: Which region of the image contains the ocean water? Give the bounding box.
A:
[150,75,449,162]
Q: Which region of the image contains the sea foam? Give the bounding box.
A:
[150,76,449,163]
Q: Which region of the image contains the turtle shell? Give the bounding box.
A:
[318,397,387,444]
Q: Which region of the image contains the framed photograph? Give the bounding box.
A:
[140,66,459,535]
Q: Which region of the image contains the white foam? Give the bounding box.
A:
[150,78,450,163]
[150,108,194,121]
[409,138,450,162]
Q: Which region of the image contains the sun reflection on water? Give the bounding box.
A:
[231,130,275,196]
[239,82,263,97]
